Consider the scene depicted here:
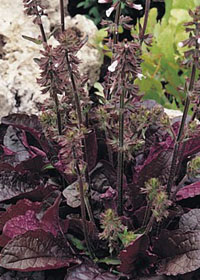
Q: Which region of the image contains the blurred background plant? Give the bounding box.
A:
[71,0,200,111]
[136,0,200,111]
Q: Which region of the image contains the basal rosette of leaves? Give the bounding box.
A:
[2,110,200,278]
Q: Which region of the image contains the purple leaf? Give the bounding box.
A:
[119,234,150,273]
[90,160,117,192]
[124,184,145,213]
[1,114,78,183]
[15,155,47,174]
[154,229,200,275]
[63,180,81,208]
[133,206,147,227]
[0,194,68,247]
[17,183,58,202]
[176,181,200,201]
[0,162,15,172]
[40,194,64,237]
[1,114,52,157]
[84,129,98,172]
[0,169,57,202]
[0,199,41,231]
[182,128,200,158]
[179,209,200,231]
[133,140,173,186]
[0,233,11,248]
[68,218,98,242]
[0,229,80,271]
[137,276,170,280]
[2,210,41,239]
[64,262,119,280]
[1,114,43,140]
[3,126,31,162]
[0,270,45,280]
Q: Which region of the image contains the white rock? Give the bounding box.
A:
[164,108,182,119]
[0,0,49,118]
[0,0,102,118]
[0,78,14,119]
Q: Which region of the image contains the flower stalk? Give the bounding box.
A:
[72,147,93,257]
[139,0,151,44]
[58,1,95,252]
[65,51,83,126]
[167,9,200,195]
[60,0,65,32]
[117,88,125,216]
[113,1,122,45]
[167,64,196,196]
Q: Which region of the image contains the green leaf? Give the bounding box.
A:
[22,35,42,45]
[88,7,99,17]
[93,28,108,44]
[164,0,173,23]
[172,0,196,9]
[77,2,86,8]
[42,163,55,171]
[97,257,121,265]
[67,234,87,252]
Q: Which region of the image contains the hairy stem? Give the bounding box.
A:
[60,0,65,32]
[105,129,114,167]
[39,24,47,43]
[50,70,62,135]
[167,63,196,195]
[106,1,121,100]
[145,214,155,235]
[35,4,47,43]
[113,1,122,44]
[36,5,62,134]
[72,147,93,257]
[140,0,151,44]
[65,42,95,233]
[53,91,62,135]
[65,51,83,126]
[82,136,95,223]
[142,201,152,227]
[117,89,125,216]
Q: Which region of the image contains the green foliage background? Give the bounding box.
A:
[80,0,200,110]
[136,0,200,110]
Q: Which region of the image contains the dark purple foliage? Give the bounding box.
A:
[179,208,200,231]
[154,229,200,275]
[0,270,45,280]
[0,194,69,248]
[119,234,157,274]
[133,139,173,187]
[0,229,80,271]
[84,129,98,172]
[64,262,119,280]
[0,199,42,231]
[182,129,200,158]
[176,181,200,201]
[1,114,55,160]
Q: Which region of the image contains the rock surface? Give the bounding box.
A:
[0,0,102,119]
[164,108,182,119]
